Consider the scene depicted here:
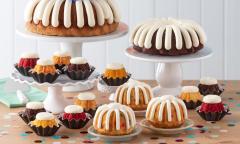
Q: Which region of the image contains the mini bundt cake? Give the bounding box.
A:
[102,63,130,86]
[179,86,202,109]
[15,52,39,76]
[114,79,153,111]
[146,95,188,128]
[52,51,71,73]
[196,95,229,121]
[24,0,121,36]
[93,103,136,136]
[66,57,95,80]
[130,18,207,56]
[198,77,224,96]
[31,59,59,83]
[75,92,97,116]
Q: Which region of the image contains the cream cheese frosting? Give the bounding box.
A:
[130,18,206,50]
[37,59,54,66]
[181,86,199,93]
[200,77,218,85]
[77,92,96,100]
[70,57,88,64]
[53,51,70,57]
[64,105,84,113]
[106,63,124,70]
[203,95,221,104]
[36,112,55,120]
[21,52,39,58]
[26,102,44,109]
[25,0,121,28]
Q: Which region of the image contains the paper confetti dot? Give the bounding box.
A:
[34,140,42,143]
[188,140,198,144]
[0,131,8,135]
[176,138,184,142]
[52,142,61,144]
[61,135,69,139]
[20,133,29,137]
[210,134,219,138]
[195,125,204,128]
[3,125,11,128]
[80,131,88,134]
[212,126,220,129]
[187,134,195,139]
[82,140,94,143]
[90,137,100,141]
[52,135,61,140]
[3,115,11,120]
[150,136,159,140]
[220,129,228,133]
[25,131,33,134]
[67,140,76,144]
[236,104,240,107]
[228,123,236,127]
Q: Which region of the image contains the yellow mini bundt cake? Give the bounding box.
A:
[146,95,188,129]
[93,103,136,136]
[179,86,203,109]
[114,79,153,111]
[102,63,130,86]
[33,59,57,75]
[103,63,128,79]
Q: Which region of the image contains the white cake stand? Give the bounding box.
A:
[16,23,128,92]
[11,70,99,114]
[125,47,213,96]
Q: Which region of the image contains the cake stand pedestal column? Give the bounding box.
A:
[154,63,182,96]
[44,86,70,114]
[125,47,213,97]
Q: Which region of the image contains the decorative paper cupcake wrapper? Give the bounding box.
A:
[30,125,61,136]
[65,66,95,80]
[183,100,202,110]
[84,108,98,117]
[55,64,67,74]
[14,64,32,77]
[18,111,35,125]
[198,84,224,96]
[101,74,131,86]
[31,72,59,83]
[196,106,229,121]
[58,113,91,129]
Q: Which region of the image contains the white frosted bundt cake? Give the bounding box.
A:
[25,0,121,36]
[130,18,207,56]
[93,103,136,136]
[146,95,188,128]
[114,79,153,111]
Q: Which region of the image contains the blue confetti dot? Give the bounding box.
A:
[51,135,61,140]
[186,127,193,131]
[20,133,28,137]
[236,104,240,107]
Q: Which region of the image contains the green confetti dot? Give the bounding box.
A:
[20,133,28,137]
[236,104,240,107]
[51,135,61,140]
[187,134,195,139]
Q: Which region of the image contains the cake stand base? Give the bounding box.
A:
[125,47,213,97]
[44,86,70,114]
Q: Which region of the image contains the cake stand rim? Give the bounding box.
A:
[16,22,128,43]
[10,70,98,87]
[125,47,213,63]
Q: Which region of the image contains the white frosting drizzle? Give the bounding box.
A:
[203,95,221,104]
[181,86,199,93]
[64,105,83,113]
[106,63,124,70]
[93,103,136,130]
[37,59,54,65]
[200,77,218,85]
[146,95,188,122]
[77,92,96,100]
[114,79,153,105]
[36,112,54,120]
[130,18,207,50]
[26,102,44,109]
[70,57,87,64]
[53,50,70,57]
[21,52,39,58]
[25,0,121,28]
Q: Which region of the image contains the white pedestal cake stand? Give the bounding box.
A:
[11,70,99,114]
[16,23,128,92]
[125,47,213,96]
